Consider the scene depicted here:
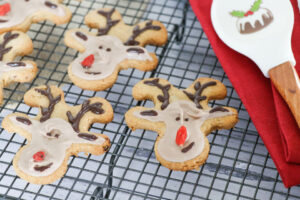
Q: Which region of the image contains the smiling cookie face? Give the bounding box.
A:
[2,85,113,184]
[64,7,167,91]
[135,100,232,163]
[10,117,106,177]
[126,78,238,171]
[70,32,152,80]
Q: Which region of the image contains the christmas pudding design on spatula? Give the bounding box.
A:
[64,8,167,91]
[230,0,273,34]
[211,0,300,127]
[2,85,113,184]
[125,78,238,171]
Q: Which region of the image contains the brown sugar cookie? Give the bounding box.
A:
[64,8,168,91]
[0,31,38,104]
[0,0,72,34]
[2,85,113,184]
[125,78,238,171]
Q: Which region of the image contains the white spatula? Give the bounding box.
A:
[211,0,300,127]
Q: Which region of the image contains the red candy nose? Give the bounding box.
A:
[81,54,95,69]
[176,126,187,146]
[33,151,45,162]
[0,3,10,16]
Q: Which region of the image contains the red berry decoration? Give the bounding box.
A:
[81,54,95,69]
[33,151,45,162]
[0,3,10,16]
[244,11,254,17]
[176,125,187,146]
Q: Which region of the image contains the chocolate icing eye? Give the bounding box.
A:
[106,48,111,52]
[126,47,145,54]
[16,116,32,125]
[75,32,87,41]
[78,133,98,141]
[184,118,189,122]
[175,117,180,121]
[44,1,57,9]
[99,45,103,49]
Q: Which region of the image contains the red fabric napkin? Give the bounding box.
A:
[189,0,300,187]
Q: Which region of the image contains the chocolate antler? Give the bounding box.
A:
[97,9,120,36]
[67,100,104,133]
[35,86,62,122]
[124,21,161,46]
[0,32,19,61]
[144,79,171,110]
[183,81,217,109]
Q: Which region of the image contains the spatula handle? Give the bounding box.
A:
[269,62,300,128]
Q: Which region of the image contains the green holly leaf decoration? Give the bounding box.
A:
[230,10,245,18]
[250,0,262,12]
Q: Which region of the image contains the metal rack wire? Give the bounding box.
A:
[0,0,299,199]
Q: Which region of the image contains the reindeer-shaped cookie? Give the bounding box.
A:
[0,0,72,33]
[2,85,113,184]
[64,8,167,91]
[0,31,38,104]
[125,78,238,171]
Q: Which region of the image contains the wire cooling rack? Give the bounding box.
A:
[0,0,300,199]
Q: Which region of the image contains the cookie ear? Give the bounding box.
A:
[136,109,160,121]
[64,29,91,53]
[35,1,71,25]
[12,116,33,127]
[125,46,148,57]
[201,107,238,136]
[2,114,33,140]
[1,61,37,85]
[125,107,164,134]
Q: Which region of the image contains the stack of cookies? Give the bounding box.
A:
[0,1,238,184]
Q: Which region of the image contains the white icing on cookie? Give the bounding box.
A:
[0,0,66,29]
[134,101,233,163]
[0,61,33,76]
[10,117,105,177]
[70,32,152,80]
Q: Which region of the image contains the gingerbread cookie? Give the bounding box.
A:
[0,31,37,104]
[2,85,113,184]
[64,8,167,91]
[125,78,238,171]
[0,0,72,34]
